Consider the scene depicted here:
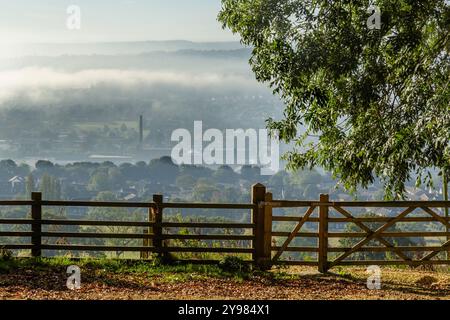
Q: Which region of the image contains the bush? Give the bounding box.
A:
[0,247,13,261]
[218,256,249,273]
[150,252,175,266]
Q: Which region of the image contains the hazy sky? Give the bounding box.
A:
[0,0,237,43]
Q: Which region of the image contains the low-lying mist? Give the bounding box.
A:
[0,46,284,160]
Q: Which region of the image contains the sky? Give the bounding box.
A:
[0,0,237,43]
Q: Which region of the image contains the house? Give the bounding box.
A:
[419,193,430,201]
[8,176,25,193]
[123,193,137,201]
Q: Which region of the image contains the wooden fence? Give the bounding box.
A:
[0,183,449,273]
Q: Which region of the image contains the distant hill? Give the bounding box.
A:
[1,48,253,72]
[1,41,245,58]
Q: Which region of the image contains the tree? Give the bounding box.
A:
[219,0,449,198]
[39,174,52,199]
[213,165,238,184]
[0,160,17,180]
[17,163,31,176]
[148,157,179,185]
[0,159,17,170]
[240,165,261,182]
[176,174,196,190]
[192,180,220,202]
[35,160,54,170]
[107,167,124,189]
[25,174,35,196]
[87,171,110,192]
[39,174,61,200]
[291,169,323,187]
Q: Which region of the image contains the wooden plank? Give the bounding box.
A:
[335,260,450,266]
[318,194,329,273]
[262,201,315,208]
[4,232,251,241]
[330,201,450,207]
[41,200,155,208]
[0,244,34,249]
[40,232,155,239]
[40,245,254,253]
[328,246,449,252]
[160,247,254,253]
[328,231,450,237]
[272,216,450,223]
[272,216,319,222]
[151,195,163,256]
[271,246,319,252]
[147,200,155,256]
[272,232,319,237]
[40,245,160,252]
[162,203,256,209]
[159,234,255,240]
[41,220,253,228]
[271,261,319,266]
[0,232,33,237]
[36,220,254,228]
[265,200,450,208]
[272,205,316,262]
[0,219,34,225]
[263,192,273,266]
[31,192,42,258]
[161,222,255,229]
[41,219,155,227]
[0,201,32,206]
[141,229,149,259]
[251,183,266,265]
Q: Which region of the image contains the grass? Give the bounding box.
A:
[0,257,254,283]
[1,257,450,299]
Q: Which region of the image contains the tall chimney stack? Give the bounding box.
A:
[139,115,143,144]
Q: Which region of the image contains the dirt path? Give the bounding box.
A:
[1,266,449,300]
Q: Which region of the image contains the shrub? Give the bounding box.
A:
[218,256,249,273]
[0,247,13,261]
[150,252,175,266]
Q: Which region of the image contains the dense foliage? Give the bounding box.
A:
[219,0,450,198]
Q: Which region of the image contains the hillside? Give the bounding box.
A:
[0,259,449,300]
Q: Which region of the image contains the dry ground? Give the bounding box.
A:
[0,260,449,300]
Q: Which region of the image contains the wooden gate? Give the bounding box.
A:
[265,194,450,272]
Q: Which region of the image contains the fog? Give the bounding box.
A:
[0,41,285,162]
[0,67,265,106]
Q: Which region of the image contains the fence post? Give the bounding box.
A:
[31,192,42,258]
[151,194,163,257]
[262,192,273,269]
[251,183,266,269]
[443,171,449,260]
[141,229,149,259]
[318,194,329,273]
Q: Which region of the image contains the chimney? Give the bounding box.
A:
[139,115,143,144]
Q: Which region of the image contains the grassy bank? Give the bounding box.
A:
[0,257,449,300]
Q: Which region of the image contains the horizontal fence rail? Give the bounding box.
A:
[0,184,449,272]
[0,191,257,265]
